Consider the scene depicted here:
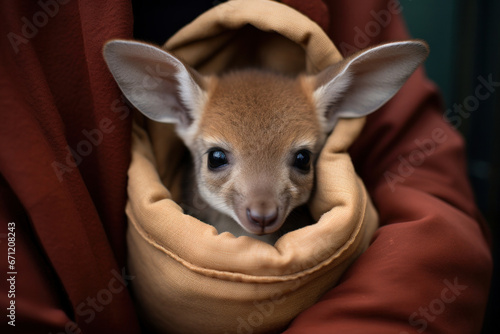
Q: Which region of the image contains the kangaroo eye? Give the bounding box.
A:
[293,150,311,173]
[208,149,228,170]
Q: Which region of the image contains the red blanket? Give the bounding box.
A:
[0,0,491,333]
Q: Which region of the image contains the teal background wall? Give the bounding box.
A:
[403,1,460,107]
[402,1,500,333]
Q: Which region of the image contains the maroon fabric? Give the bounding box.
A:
[0,0,139,333]
[0,0,491,333]
[281,0,330,33]
[282,1,493,333]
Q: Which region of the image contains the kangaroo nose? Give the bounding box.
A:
[246,208,278,228]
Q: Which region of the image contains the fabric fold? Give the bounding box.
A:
[125,1,378,333]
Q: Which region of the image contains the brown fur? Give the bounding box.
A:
[181,70,326,240]
[103,39,429,243]
[200,70,322,163]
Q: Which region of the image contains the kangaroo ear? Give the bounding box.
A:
[312,40,429,131]
[103,40,206,128]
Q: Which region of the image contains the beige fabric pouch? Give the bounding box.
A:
[126,1,379,333]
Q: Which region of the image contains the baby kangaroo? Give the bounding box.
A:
[103,39,428,244]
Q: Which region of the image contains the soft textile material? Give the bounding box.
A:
[126,1,377,332]
[0,1,491,333]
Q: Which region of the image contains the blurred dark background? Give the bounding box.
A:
[402,0,499,333]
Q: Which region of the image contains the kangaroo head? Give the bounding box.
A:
[103,39,428,235]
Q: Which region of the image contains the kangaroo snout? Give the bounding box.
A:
[103,39,429,243]
[237,188,284,234]
[246,206,279,230]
